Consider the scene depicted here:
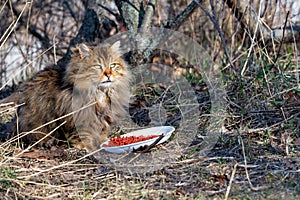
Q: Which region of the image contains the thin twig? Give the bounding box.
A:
[196,0,235,73]
[290,22,300,84]
[0,42,58,91]
[166,0,200,30]
[225,0,300,43]
[63,0,78,23]
[0,101,96,150]
[17,145,103,179]
[97,3,118,17]
[240,3,262,76]
[238,131,269,191]
[0,2,31,48]
[12,121,66,159]
[133,133,165,153]
[0,0,9,14]
[273,11,290,64]
[225,162,238,200]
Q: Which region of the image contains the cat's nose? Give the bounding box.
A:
[104,68,112,78]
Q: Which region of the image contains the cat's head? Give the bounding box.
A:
[66,42,130,91]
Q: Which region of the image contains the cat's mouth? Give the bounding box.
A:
[99,80,112,87]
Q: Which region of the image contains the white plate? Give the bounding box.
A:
[100,126,175,154]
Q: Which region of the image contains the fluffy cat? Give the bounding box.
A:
[0,41,131,152]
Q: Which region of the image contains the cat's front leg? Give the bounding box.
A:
[78,130,108,153]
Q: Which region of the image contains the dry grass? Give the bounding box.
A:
[0,130,299,199]
[1,0,300,199]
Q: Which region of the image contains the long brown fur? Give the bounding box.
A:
[1,42,131,152]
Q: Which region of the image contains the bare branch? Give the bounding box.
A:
[63,0,78,23]
[69,9,100,46]
[196,1,235,73]
[6,2,51,50]
[165,0,200,30]
[273,11,290,64]
[140,0,156,30]
[225,0,300,43]
[115,0,140,32]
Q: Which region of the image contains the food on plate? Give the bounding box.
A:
[102,135,160,147]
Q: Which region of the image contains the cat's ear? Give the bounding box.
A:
[111,41,123,55]
[71,44,92,58]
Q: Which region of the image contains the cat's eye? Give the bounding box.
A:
[92,64,103,70]
[110,63,120,69]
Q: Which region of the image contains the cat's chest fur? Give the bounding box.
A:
[95,89,112,115]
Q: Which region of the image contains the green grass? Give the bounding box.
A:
[0,166,16,191]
